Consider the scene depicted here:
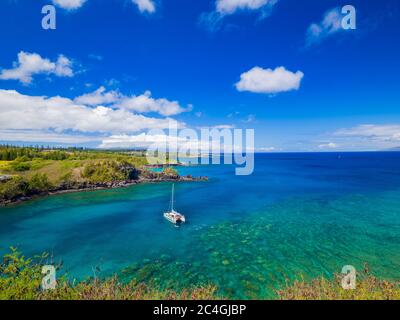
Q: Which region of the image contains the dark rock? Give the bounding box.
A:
[0,175,13,183]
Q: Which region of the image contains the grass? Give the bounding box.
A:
[1,159,145,183]
[1,249,399,300]
[0,148,190,204]
[0,148,150,186]
[0,161,11,171]
[277,268,400,300]
[0,151,152,203]
[26,160,88,183]
[0,248,219,300]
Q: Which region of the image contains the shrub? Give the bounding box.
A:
[0,249,219,300]
[277,268,400,300]
[162,167,179,179]
[11,162,31,172]
[14,156,30,162]
[27,173,52,194]
[82,160,138,183]
[0,176,28,201]
[0,248,44,300]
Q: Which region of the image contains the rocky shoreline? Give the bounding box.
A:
[0,174,208,207]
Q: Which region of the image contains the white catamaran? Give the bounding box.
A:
[164,184,186,226]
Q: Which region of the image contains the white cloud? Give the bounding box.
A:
[100,132,244,152]
[0,129,99,144]
[256,146,275,152]
[200,0,278,31]
[306,8,343,46]
[235,66,304,94]
[0,52,74,84]
[212,125,235,129]
[52,0,155,13]
[54,55,74,77]
[310,124,400,152]
[74,86,121,106]
[100,133,184,149]
[52,0,87,10]
[318,142,338,149]
[335,124,400,142]
[197,124,235,130]
[115,90,192,116]
[132,0,156,13]
[75,87,191,116]
[0,89,183,135]
[216,0,277,15]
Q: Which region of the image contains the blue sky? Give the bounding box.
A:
[0,0,399,151]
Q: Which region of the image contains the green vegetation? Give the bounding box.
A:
[0,145,153,204]
[0,173,55,202]
[82,160,139,184]
[277,269,400,300]
[0,145,147,162]
[1,249,398,300]
[0,146,69,161]
[162,167,179,179]
[0,176,28,202]
[27,173,53,194]
[0,146,190,204]
[0,249,218,300]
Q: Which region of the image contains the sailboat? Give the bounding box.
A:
[164,184,186,225]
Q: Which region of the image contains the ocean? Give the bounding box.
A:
[1,152,399,298]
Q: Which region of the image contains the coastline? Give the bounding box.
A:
[0,174,208,207]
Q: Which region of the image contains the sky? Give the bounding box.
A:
[0,0,399,151]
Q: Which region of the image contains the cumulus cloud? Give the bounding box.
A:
[52,0,156,13]
[132,0,156,13]
[199,0,278,31]
[235,66,304,94]
[74,87,191,116]
[0,52,74,84]
[0,89,182,135]
[216,0,277,15]
[115,90,192,116]
[99,132,245,152]
[52,0,87,10]
[306,8,343,46]
[74,86,121,106]
[100,133,187,149]
[0,129,99,144]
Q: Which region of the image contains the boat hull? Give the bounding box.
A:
[164,211,186,225]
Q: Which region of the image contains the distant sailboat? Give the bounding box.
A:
[164,184,186,226]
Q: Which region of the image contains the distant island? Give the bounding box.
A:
[0,145,207,206]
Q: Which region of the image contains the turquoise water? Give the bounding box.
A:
[1,153,400,298]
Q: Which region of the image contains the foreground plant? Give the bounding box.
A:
[2,249,399,300]
[277,267,400,300]
[0,248,218,300]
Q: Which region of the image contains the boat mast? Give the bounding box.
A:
[171,184,174,212]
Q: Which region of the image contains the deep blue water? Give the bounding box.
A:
[1,153,400,298]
